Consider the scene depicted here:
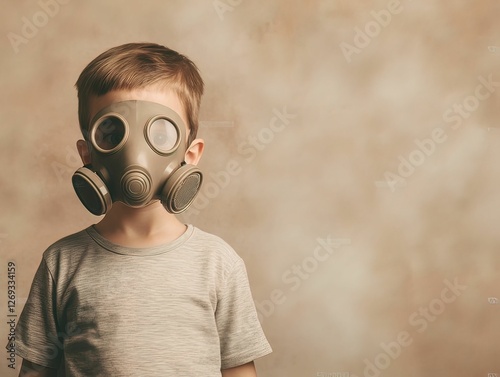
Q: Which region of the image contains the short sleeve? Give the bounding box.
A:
[215,258,272,369]
[14,257,64,369]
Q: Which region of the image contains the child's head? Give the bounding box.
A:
[75,42,204,146]
[71,43,205,216]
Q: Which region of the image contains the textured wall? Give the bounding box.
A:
[1,0,499,376]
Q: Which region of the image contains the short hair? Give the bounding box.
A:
[75,42,204,145]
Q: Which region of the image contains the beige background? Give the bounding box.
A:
[1,0,499,376]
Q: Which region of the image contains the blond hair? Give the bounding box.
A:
[75,42,204,145]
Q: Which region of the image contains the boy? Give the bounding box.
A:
[14,43,272,376]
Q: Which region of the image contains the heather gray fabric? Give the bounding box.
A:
[15,224,272,376]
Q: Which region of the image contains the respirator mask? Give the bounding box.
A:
[71,100,203,216]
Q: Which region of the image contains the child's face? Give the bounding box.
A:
[79,85,203,167]
[74,86,205,215]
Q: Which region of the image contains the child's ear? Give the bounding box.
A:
[185,138,204,166]
[76,140,91,165]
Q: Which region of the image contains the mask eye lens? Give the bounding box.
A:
[148,118,178,153]
[94,116,126,151]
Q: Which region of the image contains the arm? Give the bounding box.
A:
[19,359,57,377]
[221,361,257,377]
[216,258,272,376]
[15,258,64,376]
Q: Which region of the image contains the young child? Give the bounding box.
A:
[14,43,272,377]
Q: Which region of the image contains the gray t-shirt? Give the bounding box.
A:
[15,224,272,376]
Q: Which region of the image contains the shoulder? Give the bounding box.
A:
[41,227,94,267]
[186,226,244,271]
[188,227,239,256]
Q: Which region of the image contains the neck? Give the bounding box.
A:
[94,201,187,247]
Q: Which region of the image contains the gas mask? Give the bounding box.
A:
[71,100,203,216]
